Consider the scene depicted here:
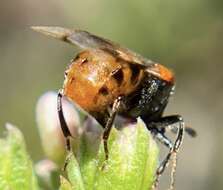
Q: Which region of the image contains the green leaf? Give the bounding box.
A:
[93,118,158,190]
[78,123,102,190]
[62,118,158,190]
[59,176,73,190]
[66,152,85,190]
[0,123,39,190]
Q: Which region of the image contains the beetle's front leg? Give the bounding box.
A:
[57,89,74,171]
[102,96,123,161]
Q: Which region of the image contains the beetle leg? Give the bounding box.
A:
[57,90,73,170]
[152,114,196,137]
[151,130,173,149]
[102,96,122,161]
[150,130,173,190]
[150,115,185,190]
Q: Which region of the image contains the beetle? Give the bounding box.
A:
[32,26,196,189]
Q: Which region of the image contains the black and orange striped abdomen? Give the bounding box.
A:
[63,49,145,112]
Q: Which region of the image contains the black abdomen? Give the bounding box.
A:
[121,73,174,122]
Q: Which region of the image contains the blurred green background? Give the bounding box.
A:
[0,0,222,189]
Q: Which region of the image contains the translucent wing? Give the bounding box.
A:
[31,26,155,66]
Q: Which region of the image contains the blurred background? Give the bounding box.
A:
[0,0,222,189]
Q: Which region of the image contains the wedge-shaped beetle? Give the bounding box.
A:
[32,26,196,189]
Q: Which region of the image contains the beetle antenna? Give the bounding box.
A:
[185,126,197,137]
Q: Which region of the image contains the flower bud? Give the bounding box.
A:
[35,159,58,189]
[36,91,81,165]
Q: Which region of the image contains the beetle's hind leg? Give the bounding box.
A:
[149,115,185,190]
[57,89,73,170]
[157,115,196,138]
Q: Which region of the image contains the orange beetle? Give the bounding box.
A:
[32,26,196,189]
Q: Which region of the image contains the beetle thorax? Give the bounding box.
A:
[63,49,144,112]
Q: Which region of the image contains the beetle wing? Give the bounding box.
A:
[31,26,154,66]
[67,30,154,65]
